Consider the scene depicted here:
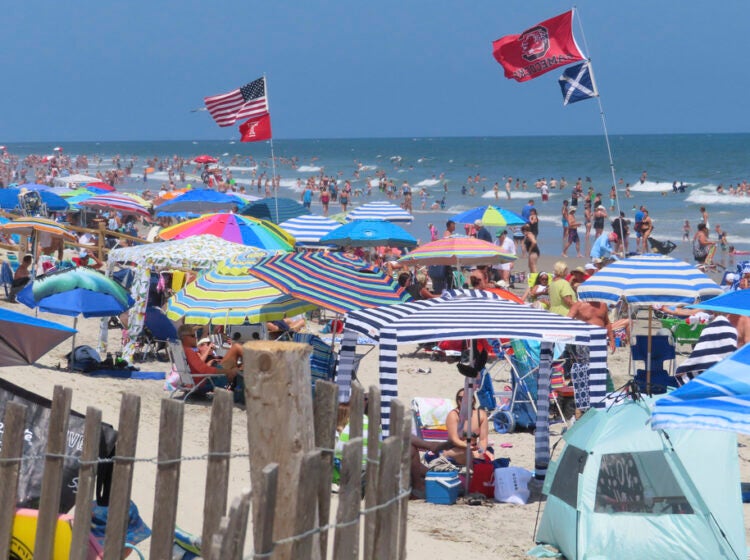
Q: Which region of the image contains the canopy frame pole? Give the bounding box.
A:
[263,73,280,224]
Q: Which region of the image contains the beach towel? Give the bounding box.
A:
[72,368,165,380]
[674,315,737,385]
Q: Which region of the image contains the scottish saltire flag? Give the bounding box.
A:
[559,61,598,106]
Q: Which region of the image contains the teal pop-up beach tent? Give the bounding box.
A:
[536,397,745,559]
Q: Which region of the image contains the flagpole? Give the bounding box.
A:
[573,7,625,255]
[263,73,280,223]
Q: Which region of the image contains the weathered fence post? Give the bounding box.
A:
[103,393,140,560]
[34,385,72,560]
[0,402,27,558]
[70,406,102,560]
[333,436,363,560]
[291,449,323,559]
[363,385,381,560]
[243,340,314,560]
[202,389,234,550]
[348,381,365,440]
[313,380,338,559]
[149,398,184,559]
[208,490,251,560]
[255,463,279,559]
[372,435,403,559]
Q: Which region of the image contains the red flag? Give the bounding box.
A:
[492,11,584,83]
[239,114,272,143]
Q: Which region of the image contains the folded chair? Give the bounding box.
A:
[166,341,226,401]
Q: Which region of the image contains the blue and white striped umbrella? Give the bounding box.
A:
[577,254,721,306]
[345,201,414,223]
[652,343,750,434]
[345,289,595,344]
[279,215,341,245]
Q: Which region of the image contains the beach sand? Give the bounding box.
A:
[3,252,748,558]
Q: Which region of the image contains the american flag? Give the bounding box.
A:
[203,77,268,127]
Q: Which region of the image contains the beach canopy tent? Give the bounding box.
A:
[278,215,341,246]
[52,174,102,188]
[239,197,310,224]
[537,397,745,560]
[154,189,244,217]
[103,235,265,362]
[0,307,76,367]
[343,289,609,478]
[346,201,414,223]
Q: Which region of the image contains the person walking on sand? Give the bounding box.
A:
[521,224,540,273]
[563,208,582,258]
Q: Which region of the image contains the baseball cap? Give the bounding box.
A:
[198,337,211,346]
[474,219,482,226]
[496,229,508,237]
[584,263,596,271]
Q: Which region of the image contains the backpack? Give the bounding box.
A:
[67,345,102,372]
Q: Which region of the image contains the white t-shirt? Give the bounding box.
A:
[495,236,516,271]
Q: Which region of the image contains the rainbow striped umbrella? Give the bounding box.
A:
[397,236,516,266]
[158,213,295,252]
[166,268,314,325]
[247,251,412,314]
[0,217,76,242]
[78,193,151,217]
[451,205,526,227]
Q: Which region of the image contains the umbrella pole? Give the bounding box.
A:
[646,306,653,396]
[463,340,474,495]
[70,317,78,367]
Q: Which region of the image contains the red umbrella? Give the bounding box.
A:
[84,182,116,192]
[193,155,218,164]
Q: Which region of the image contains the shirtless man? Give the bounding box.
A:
[568,300,616,352]
[728,314,750,348]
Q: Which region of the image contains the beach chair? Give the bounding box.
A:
[412,397,453,441]
[292,332,337,391]
[226,323,267,343]
[660,317,706,350]
[647,237,677,255]
[166,340,226,400]
[631,335,678,394]
[133,306,177,362]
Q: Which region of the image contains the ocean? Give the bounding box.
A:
[5,134,750,261]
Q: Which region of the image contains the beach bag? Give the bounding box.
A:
[494,466,533,505]
[469,460,496,498]
[67,345,102,372]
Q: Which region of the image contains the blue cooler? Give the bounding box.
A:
[425,472,461,505]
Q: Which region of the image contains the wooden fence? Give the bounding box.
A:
[0,340,411,559]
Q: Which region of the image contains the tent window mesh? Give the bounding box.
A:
[549,445,588,507]
[594,451,693,514]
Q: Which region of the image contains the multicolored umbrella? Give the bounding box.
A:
[451,205,527,227]
[0,217,77,242]
[397,236,516,266]
[154,189,243,216]
[78,193,151,217]
[158,213,295,252]
[240,197,310,224]
[166,269,314,325]
[346,201,414,223]
[84,182,116,192]
[279,215,342,245]
[319,219,417,248]
[651,343,750,435]
[247,251,412,314]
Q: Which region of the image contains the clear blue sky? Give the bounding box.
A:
[4,0,749,141]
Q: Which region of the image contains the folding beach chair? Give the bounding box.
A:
[411,397,453,441]
[133,306,177,362]
[631,335,678,394]
[166,341,226,401]
[226,323,268,343]
[292,332,337,391]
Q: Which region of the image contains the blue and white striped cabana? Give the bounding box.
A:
[345,201,414,223]
[278,215,341,245]
[342,289,608,478]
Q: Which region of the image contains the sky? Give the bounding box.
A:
[4,0,750,141]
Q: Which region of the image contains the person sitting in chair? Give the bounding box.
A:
[179,325,241,385]
[428,388,493,467]
[12,255,33,288]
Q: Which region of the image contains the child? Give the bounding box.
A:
[682,220,691,242]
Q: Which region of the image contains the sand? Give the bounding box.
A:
[2,252,748,559]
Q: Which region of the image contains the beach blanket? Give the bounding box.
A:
[66,368,165,380]
[674,315,737,385]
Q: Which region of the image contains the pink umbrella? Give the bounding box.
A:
[78,193,150,217]
[193,155,218,164]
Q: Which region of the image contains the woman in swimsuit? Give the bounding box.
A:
[320,187,330,216]
[442,388,493,465]
[522,224,540,273]
[560,200,569,253]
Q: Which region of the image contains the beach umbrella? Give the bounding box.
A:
[451,205,527,227]
[346,201,414,223]
[397,236,516,267]
[651,343,750,435]
[166,269,315,325]
[17,267,134,355]
[319,219,417,248]
[0,188,69,213]
[686,289,750,316]
[246,251,412,314]
[78,193,151,217]
[0,217,76,241]
[84,182,116,192]
[157,213,295,252]
[0,307,76,367]
[16,182,52,191]
[154,189,243,216]
[279,215,345,245]
[577,254,722,392]
[193,155,218,164]
[239,197,310,224]
[58,187,95,198]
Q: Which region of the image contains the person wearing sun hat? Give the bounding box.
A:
[178,324,241,387]
[474,219,492,243]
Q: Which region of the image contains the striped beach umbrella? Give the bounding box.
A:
[279,215,341,245]
[158,213,294,252]
[451,205,526,227]
[246,251,412,314]
[154,189,243,216]
[83,182,116,192]
[78,193,151,217]
[0,217,76,242]
[240,197,310,224]
[397,236,516,266]
[166,269,314,325]
[577,254,722,306]
[346,201,413,223]
[319,219,417,248]
[651,343,750,434]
